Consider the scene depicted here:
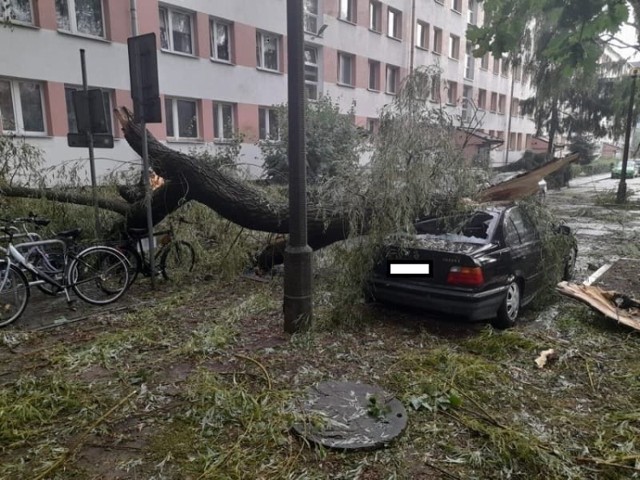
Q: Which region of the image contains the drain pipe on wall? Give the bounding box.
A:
[409,0,416,72]
[130,0,138,36]
[504,64,516,164]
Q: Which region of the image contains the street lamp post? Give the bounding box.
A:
[616,66,640,204]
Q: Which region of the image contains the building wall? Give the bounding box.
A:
[0,0,536,180]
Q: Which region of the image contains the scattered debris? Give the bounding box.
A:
[557,281,640,331]
[535,349,556,369]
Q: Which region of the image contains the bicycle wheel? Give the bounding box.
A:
[68,247,130,305]
[0,262,30,327]
[160,241,196,281]
[30,251,65,296]
[113,244,142,286]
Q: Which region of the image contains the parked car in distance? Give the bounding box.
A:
[611,161,637,179]
[367,204,577,329]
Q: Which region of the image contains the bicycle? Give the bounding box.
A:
[113,223,196,285]
[0,223,131,328]
[1,215,84,296]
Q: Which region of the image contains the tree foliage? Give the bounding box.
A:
[469,0,636,146]
[259,96,367,184]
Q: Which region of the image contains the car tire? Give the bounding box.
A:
[563,247,577,281]
[492,280,521,329]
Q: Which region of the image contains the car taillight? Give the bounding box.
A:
[447,266,484,287]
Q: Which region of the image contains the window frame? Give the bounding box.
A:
[416,20,429,49]
[490,92,497,112]
[304,44,320,100]
[385,65,400,95]
[210,17,233,63]
[467,0,477,24]
[368,60,381,91]
[387,7,402,40]
[337,51,355,87]
[339,0,356,23]
[369,0,382,32]
[159,5,195,55]
[480,52,489,70]
[258,107,280,141]
[477,88,487,110]
[256,30,282,72]
[498,94,506,115]
[165,96,199,140]
[433,27,443,55]
[213,101,236,141]
[2,0,35,26]
[304,0,320,34]
[0,78,47,136]
[56,0,106,38]
[449,34,460,60]
[446,80,458,106]
[451,0,462,13]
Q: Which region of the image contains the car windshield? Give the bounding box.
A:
[415,210,500,244]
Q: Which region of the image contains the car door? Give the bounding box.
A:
[504,207,543,300]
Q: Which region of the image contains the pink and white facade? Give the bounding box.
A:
[0,0,536,180]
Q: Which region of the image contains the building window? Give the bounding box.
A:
[369,60,380,91]
[159,6,194,54]
[447,81,457,105]
[369,0,381,32]
[468,0,477,24]
[256,31,281,72]
[338,52,355,86]
[492,56,500,75]
[416,21,429,49]
[511,98,519,116]
[461,85,472,120]
[498,94,506,114]
[490,92,497,112]
[259,107,279,140]
[509,132,516,151]
[477,88,486,110]
[304,45,320,100]
[165,97,198,139]
[517,133,523,150]
[0,79,45,134]
[210,18,232,62]
[304,0,319,34]
[339,0,356,23]
[387,8,402,39]
[56,0,105,38]
[433,28,443,54]
[2,0,34,25]
[3,80,43,135]
[513,63,522,82]
[501,58,509,77]
[452,0,462,12]
[480,52,489,70]
[430,76,441,102]
[449,34,460,60]
[213,102,235,140]
[465,43,476,80]
[64,86,112,134]
[366,118,379,135]
[386,65,399,94]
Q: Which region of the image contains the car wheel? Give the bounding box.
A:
[492,280,521,329]
[563,247,577,281]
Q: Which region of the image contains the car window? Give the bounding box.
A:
[507,208,537,243]
[415,210,500,243]
[503,217,521,246]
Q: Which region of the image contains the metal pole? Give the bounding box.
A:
[129,11,157,288]
[80,49,100,238]
[617,73,637,204]
[409,0,416,73]
[504,64,516,164]
[283,0,312,333]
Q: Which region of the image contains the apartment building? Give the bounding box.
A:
[0,0,536,180]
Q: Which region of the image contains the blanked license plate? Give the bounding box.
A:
[387,260,433,277]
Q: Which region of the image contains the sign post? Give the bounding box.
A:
[128,33,161,288]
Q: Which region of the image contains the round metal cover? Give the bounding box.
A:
[292,380,407,450]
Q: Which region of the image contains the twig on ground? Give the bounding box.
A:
[233,353,272,390]
[424,460,464,480]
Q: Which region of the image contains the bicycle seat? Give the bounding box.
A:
[127,228,149,238]
[56,228,82,240]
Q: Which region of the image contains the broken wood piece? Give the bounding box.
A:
[556,281,640,332]
[535,349,556,369]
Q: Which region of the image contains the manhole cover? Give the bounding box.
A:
[292,380,407,450]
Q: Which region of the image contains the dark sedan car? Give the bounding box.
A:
[368,204,577,328]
